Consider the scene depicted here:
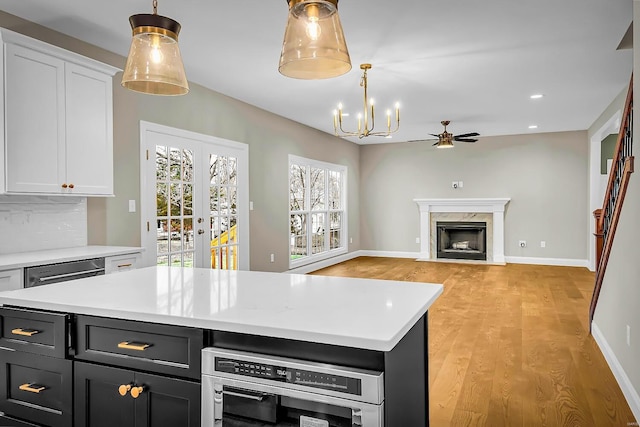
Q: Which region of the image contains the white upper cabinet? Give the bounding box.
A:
[0,29,119,196]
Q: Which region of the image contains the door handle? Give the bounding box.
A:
[198,229,205,235]
[19,383,46,394]
[12,328,40,337]
[197,218,204,223]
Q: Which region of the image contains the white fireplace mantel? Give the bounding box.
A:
[414,198,511,263]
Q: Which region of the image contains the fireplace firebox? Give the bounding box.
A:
[436,221,487,261]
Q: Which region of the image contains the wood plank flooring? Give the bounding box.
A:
[311,257,636,427]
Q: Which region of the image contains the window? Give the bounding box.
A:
[289,155,347,268]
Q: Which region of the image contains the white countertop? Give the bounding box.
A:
[0,266,443,352]
[0,246,143,270]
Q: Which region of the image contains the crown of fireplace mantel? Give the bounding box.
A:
[414,198,510,213]
[414,198,511,263]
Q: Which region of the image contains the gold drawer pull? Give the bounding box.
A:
[19,383,46,394]
[11,328,40,337]
[118,341,151,351]
[117,263,133,268]
[118,384,132,396]
[130,386,144,399]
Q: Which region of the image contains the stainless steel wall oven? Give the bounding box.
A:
[202,347,384,426]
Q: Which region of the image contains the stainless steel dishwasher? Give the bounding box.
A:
[202,347,384,427]
[24,258,105,287]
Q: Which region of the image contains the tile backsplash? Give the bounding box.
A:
[0,195,87,254]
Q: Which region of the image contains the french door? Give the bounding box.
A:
[140,122,249,269]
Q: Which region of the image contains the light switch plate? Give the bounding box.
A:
[128,200,136,213]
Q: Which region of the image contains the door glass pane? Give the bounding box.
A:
[156,146,168,180]
[210,155,219,185]
[184,218,194,250]
[169,148,181,180]
[157,183,168,217]
[229,157,237,186]
[183,184,193,216]
[182,149,193,182]
[218,157,228,185]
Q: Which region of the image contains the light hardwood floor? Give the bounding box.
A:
[311,257,636,427]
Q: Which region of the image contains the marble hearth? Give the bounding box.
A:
[414,198,510,264]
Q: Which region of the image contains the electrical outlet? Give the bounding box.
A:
[349,237,353,244]
[452,181,458,189]
[627,325,631,347]
[270,253,275,263]
[519,240,527,248]
[540,241,546,248]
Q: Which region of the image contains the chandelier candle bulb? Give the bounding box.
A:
[387,110,391,128]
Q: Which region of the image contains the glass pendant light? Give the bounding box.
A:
[279,0,351,79]
[121,0,189,95]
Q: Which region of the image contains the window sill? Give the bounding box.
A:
[289,247,347,270]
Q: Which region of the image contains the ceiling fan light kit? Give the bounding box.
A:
[279,0,352,79]
[121,0,189,96]
[333,63,400,139]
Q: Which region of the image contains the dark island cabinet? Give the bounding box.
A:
[74,362,201,427]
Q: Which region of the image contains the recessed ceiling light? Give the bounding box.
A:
[530,94,544,99]
[528,125,538,129]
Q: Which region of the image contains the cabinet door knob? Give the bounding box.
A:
[68,183,75,189]
[130,386,145,399]
[61,183,68,189]
[118,384,132,396]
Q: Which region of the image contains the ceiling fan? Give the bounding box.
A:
[409,120,480,148]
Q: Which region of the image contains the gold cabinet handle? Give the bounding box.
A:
[61,183,68,189]
[118,341,151,351]
[130,386,144,399]
[11,328,40,337]
[19,383,46,394]
[68,183,74,189]
[118,384,132,396]
[117,263,133,268]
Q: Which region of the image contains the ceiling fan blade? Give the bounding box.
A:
[455,138,478,143]
[432,142,439,146]
[455,132,480,138]
[429,134,441,137]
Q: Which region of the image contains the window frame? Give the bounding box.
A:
[288,154,348,269]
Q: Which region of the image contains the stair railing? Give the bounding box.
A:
[590,75,634,329]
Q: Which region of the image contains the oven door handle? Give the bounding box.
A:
[222,389,265,401]
[37,268,105,282]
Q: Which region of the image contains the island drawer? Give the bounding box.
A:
[0,307,69,359]
[75,315,204,380]
[0,414,40,426]
[0,349,72,427]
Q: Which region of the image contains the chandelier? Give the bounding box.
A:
[333,64,400,139]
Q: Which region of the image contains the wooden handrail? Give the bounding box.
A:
[590,74,634,330]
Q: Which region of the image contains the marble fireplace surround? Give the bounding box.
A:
[414,198,510,264]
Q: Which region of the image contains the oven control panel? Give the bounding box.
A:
[215,357,362,395]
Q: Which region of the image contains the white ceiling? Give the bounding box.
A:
[0,0,633,144]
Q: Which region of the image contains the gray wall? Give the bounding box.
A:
[0,11,360,273]
[359,131,589,260]
[592,0,640,417]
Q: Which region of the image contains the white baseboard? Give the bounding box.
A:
[504,256,589,268]
[357,250,422,259]
[287,251,362,274]
[591,321,640,423]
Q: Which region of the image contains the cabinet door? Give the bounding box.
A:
[65,63,114,195]
[4,43,66,193]
[74,362,135,427]
[0,268,22,291]
[135,372,201,427]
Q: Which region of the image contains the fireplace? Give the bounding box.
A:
[437,221,487,261]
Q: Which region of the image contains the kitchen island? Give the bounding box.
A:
[0,266,442,427]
